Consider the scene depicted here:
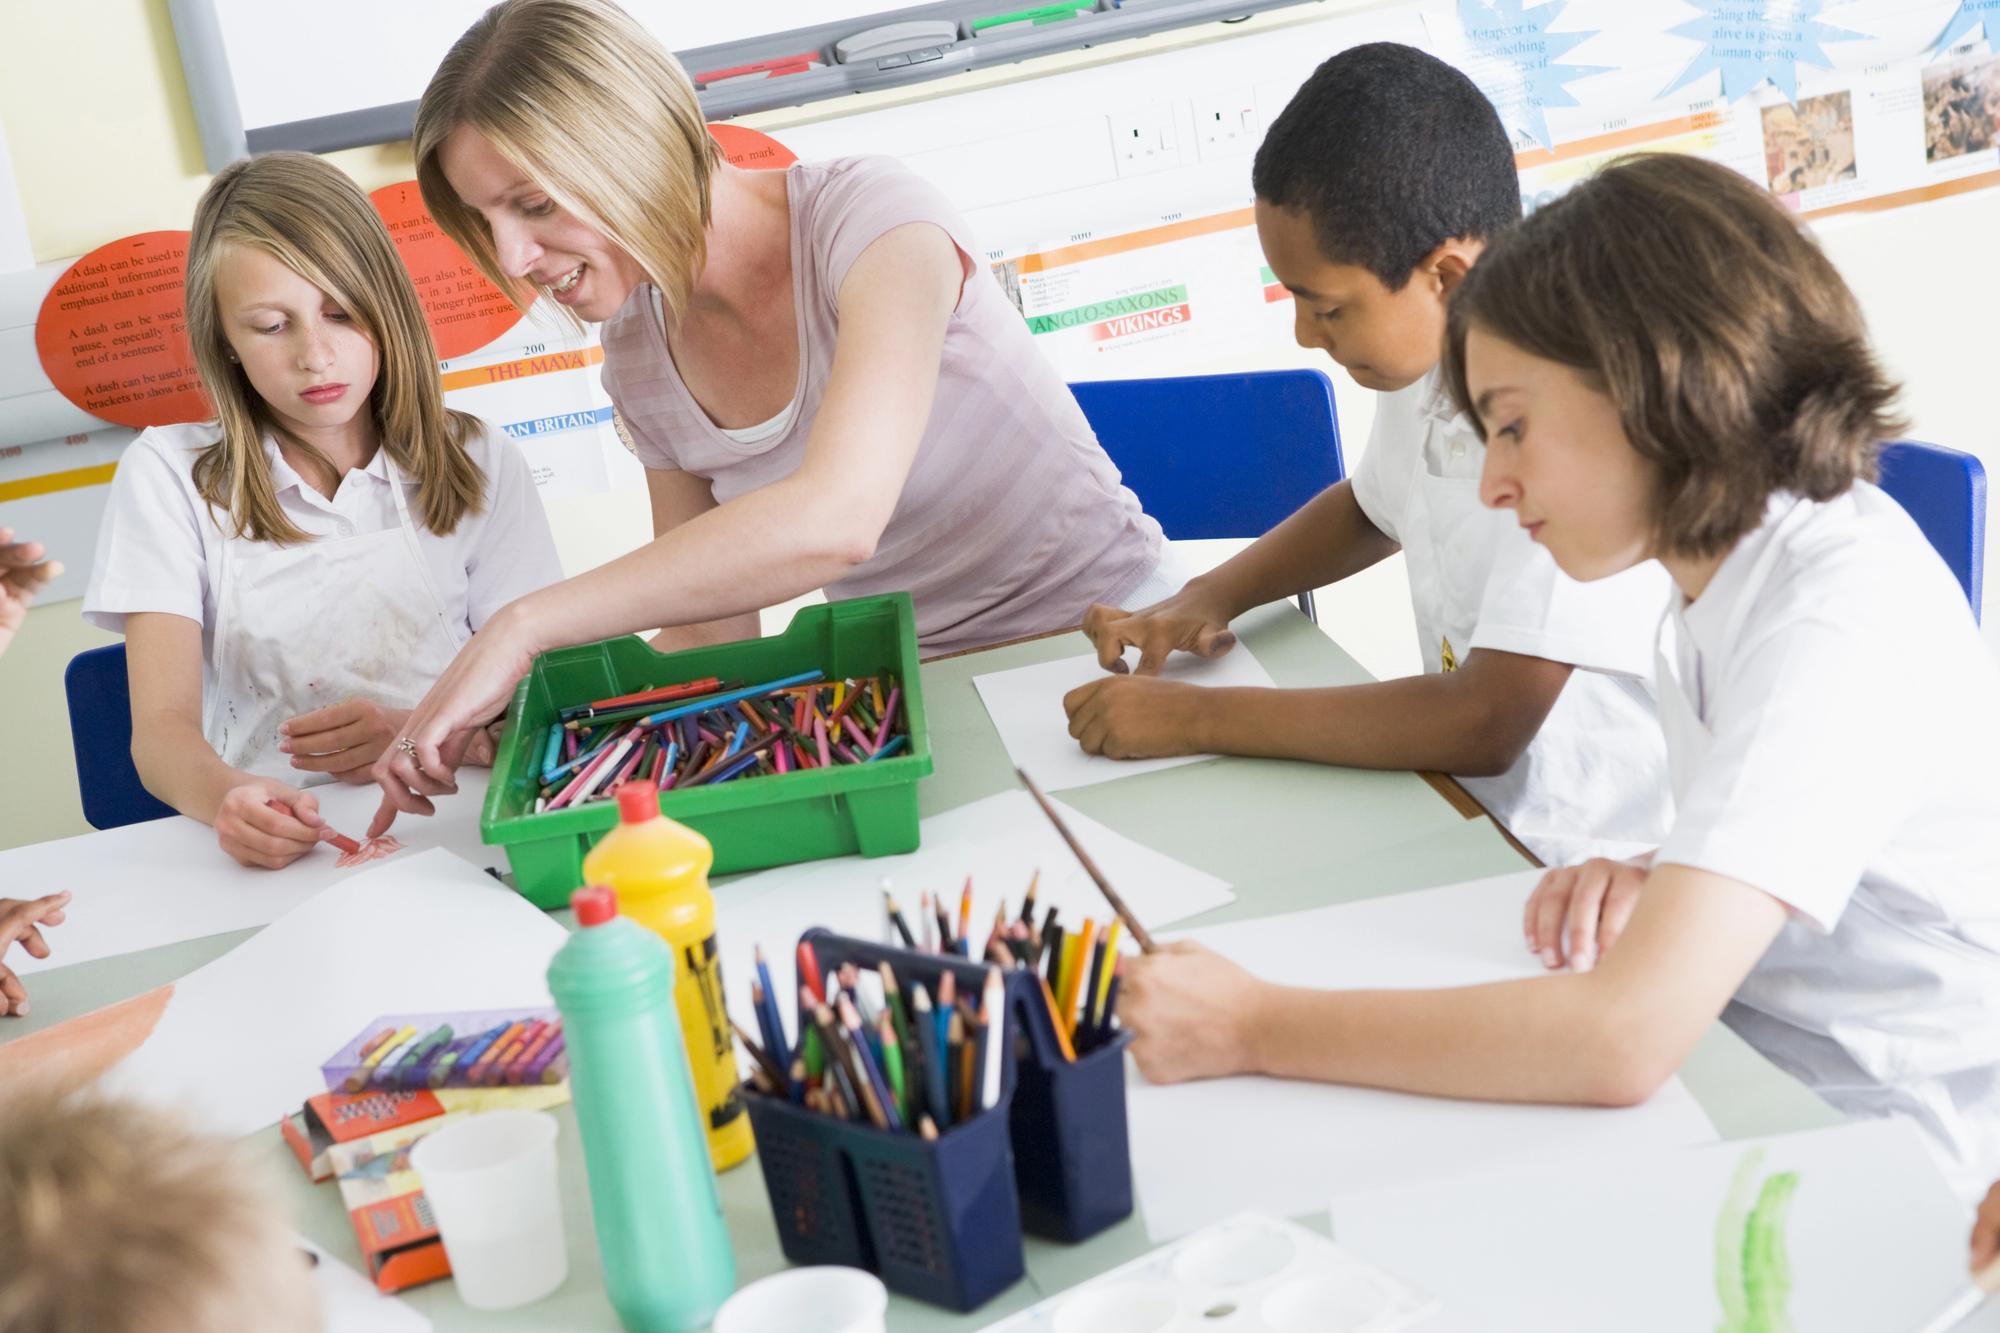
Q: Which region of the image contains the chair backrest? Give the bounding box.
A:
[1068,370,1345,540]
[1877,441,1986,623]
[65,643,177,830]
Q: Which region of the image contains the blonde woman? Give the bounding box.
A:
[370,0,1173,815]
[82,153,562,869]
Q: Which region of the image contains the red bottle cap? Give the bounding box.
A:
[572,885,619,927]
[616,782,659,825]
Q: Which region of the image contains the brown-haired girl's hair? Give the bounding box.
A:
[185,152,486,546]
[1442,152,1903,558]
[412,0,722,324]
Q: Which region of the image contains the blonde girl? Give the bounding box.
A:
[371,0,1174,817]
[83,153,562,868]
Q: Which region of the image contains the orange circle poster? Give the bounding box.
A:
[369,182,523,360]
[708,124,797,170]
[35,231,208,429]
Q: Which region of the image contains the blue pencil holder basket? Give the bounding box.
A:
[741,930,1135,1311]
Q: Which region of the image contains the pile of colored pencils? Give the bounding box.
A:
[734,942,1006,1140]
[528,670,909,812]
[880,874,1125,1062]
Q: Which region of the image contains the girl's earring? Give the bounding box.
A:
[226,352,239,363]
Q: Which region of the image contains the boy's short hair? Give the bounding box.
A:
[0,1097,319,1333]
[1442,153,1903,559]
[1252,42,1521,289]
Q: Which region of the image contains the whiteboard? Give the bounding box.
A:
[206,0,891,134]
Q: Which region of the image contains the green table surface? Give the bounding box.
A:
[0,602,1840,1331]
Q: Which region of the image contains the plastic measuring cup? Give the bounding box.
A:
[408,1109,568,1310]
[713,1266,888,1333]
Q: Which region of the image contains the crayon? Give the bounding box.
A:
[1019,871,1040,926]
[413,1034,469,1088]
[345,1025,417,1092]
[1092,921,1123,1029]
[353,1027,399,1064]
[1083,929,1110,1035]
[865,735,908,761]
[979,967,1006,1112]
[798,944,825,1007]
[914,984,951,1130]
[958,879,973,951]
[838,995,901,1132]
[388,1023,453,1088]
[920,891,936,953]
[754,945,791,1073]
[732,1018,789,1090]
[526,1033,567,1084]
[814,714,833,768]
[635,670,825,727]
[1039,973,1077,1062]
[937,971,957,1057]
[467,1021,527,1082]
[489,1020,547,1085]
[918,1115,939,1141]
[540,724,564,783]
[508,1022,561,1085]
[819,1004,882,1129]
[878,1012,908,1124]
[883,888,918,949]
[957,1012,978,1122]
[874,686,900,752]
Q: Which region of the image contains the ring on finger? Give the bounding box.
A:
[395,737,419,758]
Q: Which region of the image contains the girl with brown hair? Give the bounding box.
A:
[82,152,562,868]
[1117,153,2000,1202]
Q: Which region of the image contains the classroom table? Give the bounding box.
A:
[0,601,1842,1332]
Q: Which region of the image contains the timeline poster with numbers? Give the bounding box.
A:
[437,321,645,502]
[992,205,1298,381]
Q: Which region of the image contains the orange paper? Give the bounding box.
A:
[35,232,206,429]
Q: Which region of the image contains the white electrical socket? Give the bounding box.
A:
[1107,103,1180,177]
[1191,87,1259,161]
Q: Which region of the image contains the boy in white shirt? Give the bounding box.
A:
[1065,43,1673,870]
[1119,152,2000,1202]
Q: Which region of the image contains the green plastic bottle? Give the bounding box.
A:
[547,885,737,1332]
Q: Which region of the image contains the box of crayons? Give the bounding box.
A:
[732,921,1134,1311]
[321,1008,566,1094]
[482,592,932,907]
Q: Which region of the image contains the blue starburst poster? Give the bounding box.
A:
[1424,0,1608,152]
[1934,0,2000,53]
[1665,1,1865,104]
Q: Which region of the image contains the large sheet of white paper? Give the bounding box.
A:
[302,1237,432,1333]
[712,790,1234,1042]
[972,645,1277,792]
[1127,871,1719,1241]
[97,849,564,1137]
[1328,1120,1982,1333]
[4,770,503,976]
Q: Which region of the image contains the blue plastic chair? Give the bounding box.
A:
[1069,369,1345,620]
[66,643,177,830]
[1878,440,1986,622]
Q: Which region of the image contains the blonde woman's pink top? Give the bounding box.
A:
[599,154,1164,655]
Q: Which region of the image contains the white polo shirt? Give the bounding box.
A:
[83,420,565,673]
[1349,369,1675,866]
[1656,484,2000,1200]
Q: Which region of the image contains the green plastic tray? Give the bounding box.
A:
[482,593,932,908]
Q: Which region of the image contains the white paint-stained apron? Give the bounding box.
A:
[203,464,463,782]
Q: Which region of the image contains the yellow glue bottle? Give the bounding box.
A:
[581,784,753,1172]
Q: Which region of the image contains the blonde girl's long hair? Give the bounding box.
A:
[413,0,722,323]
[185,152,487,545]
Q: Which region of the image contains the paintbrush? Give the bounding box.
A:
[1014,767,1155,953]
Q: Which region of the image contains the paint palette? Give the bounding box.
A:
[978,1211,1439,1333]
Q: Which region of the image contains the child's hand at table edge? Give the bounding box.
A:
[1064,674,1211,759]
[1972,1181,2000,1270]
[216,781,324,870]
[0,891,72,1016]
[1120,940,1273,1084]
[278,700,410,784]
[1523,857,1651,975]
[1080,589,1239,678]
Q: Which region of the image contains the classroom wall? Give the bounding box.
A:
[0,0,1993,851]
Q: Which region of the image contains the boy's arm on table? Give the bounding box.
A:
[1082,480,1398,674]
[125,612,329,869]
[1121,862,1787,1105]
[1067,644,1570,776]
[0,892,72,1016]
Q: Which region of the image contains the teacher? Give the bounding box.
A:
[374,0,1175,815]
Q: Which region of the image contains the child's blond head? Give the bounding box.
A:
[0,1097,319,1333]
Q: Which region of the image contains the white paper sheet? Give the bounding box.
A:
[4,770,504,976]
[1328,1120,1980,1333]
[97,849,565,1137]
[712,790,1235,1044]
[972,645,1277,792]
[302,1237,433,1333]
[1127,871,1720,1241]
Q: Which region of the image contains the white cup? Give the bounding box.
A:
[408,1109,568,1311]
[712,1266,888,1333]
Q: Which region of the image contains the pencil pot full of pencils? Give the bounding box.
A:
[738,932,1029,1311]
[481,593,932,908]
[1006,979,1135,1243]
